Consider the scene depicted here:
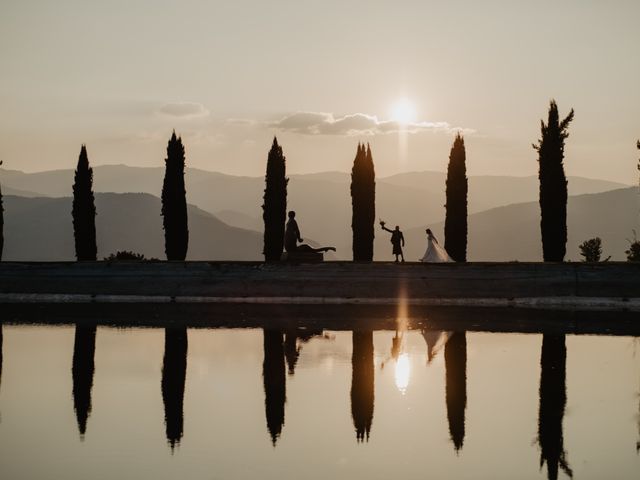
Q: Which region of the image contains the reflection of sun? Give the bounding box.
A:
[391,98,417,125]
[395,353,411,394]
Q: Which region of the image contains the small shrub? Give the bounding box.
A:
[626,231,640,262]
[579,237,602,262]
[104,250,146,262]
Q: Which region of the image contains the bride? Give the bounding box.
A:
[420,229,454,263]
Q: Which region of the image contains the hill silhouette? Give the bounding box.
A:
[0,165,627,260]
[2,193,261,261]
[2,187,638,262]
[398,187,640,262]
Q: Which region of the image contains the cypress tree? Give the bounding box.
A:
[262,137,288,261]
[351,143,376,261]
[444,133,468,262]
[0,160,3,261]
[72,145,97,261]
[533,100,574,262]
[161,131,189,261]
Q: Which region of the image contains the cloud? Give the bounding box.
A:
[158,102,209,118]
[270,111,471,136]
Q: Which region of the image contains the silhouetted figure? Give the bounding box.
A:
[284,332,300,375]
[71,145,97,261]
[380,221,404,262]
[161,327,188,450]
[284,211,336,254]
[537,334,572,480]
[263,138,288,261]
[444,133,468,262]
[444,331,467,452]
[420,229,454,262]
[534,101,574,262]
[284,328,328,375]
[351,330,374,442]
[263,329,286,445]
[161,131,189,261]
[72,325,96,438]
[421,329,451,364]
[351,143,376,261]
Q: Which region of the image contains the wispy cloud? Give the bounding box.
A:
[270,111,471,136]
[158,102,209,119]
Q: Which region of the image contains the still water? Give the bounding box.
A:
[0,315,638,479]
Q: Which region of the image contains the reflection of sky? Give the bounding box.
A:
[0,326,638,479]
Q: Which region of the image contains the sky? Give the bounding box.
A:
[1,0,639,182]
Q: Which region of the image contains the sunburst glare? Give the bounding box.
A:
[391,97,417,125]
[395,353,411,395]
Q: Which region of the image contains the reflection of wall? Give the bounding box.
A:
[444,331,467,452]
[351,330,374,442]
[161,327,188,450]
[263,329,286,445]
[538,334,572,480]
[72,325,96,438]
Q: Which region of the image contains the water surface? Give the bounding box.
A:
[0,311,638,479]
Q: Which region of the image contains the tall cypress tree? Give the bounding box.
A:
[533,101,574,262]
[0,160,4,261]
[262,137,288,261]
[72,145,97,261]
[351,143,376,261]
[161,131,189,261]
[444,133,468,262]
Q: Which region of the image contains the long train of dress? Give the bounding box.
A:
[420,235,454,263]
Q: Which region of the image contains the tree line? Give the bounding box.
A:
[0,100,638,263]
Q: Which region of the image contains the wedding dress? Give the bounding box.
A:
[420,232,454,262]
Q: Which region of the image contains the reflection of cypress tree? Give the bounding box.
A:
[351,330,374,442]
[161,327,188,450]
[72,325,96,438]
[263,329,286,445]
[538,334,572,480]
[444,331,467,452]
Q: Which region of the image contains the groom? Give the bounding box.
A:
[380,221,405,262]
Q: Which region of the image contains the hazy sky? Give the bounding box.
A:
[1,0,639,182]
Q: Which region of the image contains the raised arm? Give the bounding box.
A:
[381,225,393,233]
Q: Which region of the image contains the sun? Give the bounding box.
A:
[391,97,417,125]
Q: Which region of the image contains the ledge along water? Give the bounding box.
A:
[0,261,639,310]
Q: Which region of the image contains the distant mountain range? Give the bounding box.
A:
[2,193,262,261]
[396,187,640,262]
[2,186,637,262]
[1,165,629,260]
